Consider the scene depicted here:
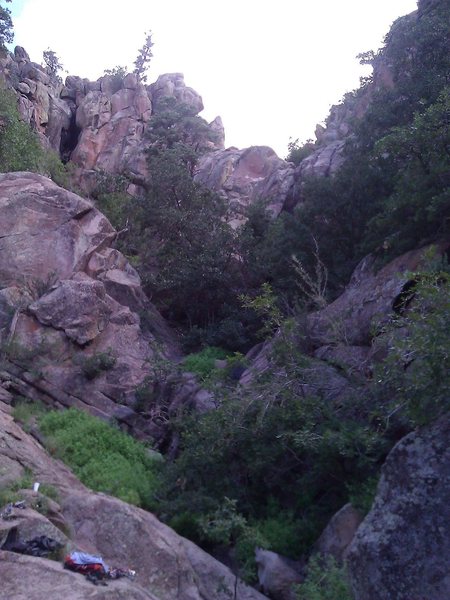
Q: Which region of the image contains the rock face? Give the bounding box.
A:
[195,146,295,227]
[347,419,450,600]
[0,403,269,600]
[0,49,222,196]
[307,244,450,348]
[0,172,178,442]
[314,503,363,563]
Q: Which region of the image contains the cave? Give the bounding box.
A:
[60,109,81,164]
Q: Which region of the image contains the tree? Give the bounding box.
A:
[133,31,153,82]
[0,0,13,50]
[42,48,64,83]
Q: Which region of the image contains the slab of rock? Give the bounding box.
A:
[0,408,269,599]
[0,172,180,442]
[314,503,363,563]
[29,277,112,345]
[0,552,161,600]
[307,244,450,347]
[0,172,114,287]
[347,419,450,600]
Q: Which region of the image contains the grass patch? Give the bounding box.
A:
[183,346,229,381]
[39,408,161,509]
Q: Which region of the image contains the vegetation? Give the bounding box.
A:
[0,0,13,50]
[39,408,162,508]
[134,31,153,82]
[295,555,352,600]
[42,48,64,83]
[0,85,68,183]
[79,350,117,380]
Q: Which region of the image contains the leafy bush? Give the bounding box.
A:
[182,346,229,381]
[375,264,450,426]
[296,555,353,600]
[80,350,116,380]
[0,86,69,183]
[13,399,47,431]
[39,408,161,509]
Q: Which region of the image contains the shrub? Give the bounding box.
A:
[80,350,116,380]
[375,264,450,426]
[295,555,353,600]
[12,399,47,431]
[182,346,229,381]
[39,408,161,509]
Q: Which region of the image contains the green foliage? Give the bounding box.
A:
[183,346,229,381]
[0,86,47,172]
[42,48,64,83]
[0,86,69,182]
[103,65,127,94]
[295,555,353,600]
[39,408,161,509]
[286,138,315,165]
[134,31,153,82]
[0,0,13,50]
[369,88,450,253]
[13,399,47,431]
[80,350,117,380]
[347,476,378,515]
[120,99,238,333]
[158,329,387,560]
[375,263,450,426]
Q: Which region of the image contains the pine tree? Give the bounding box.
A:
[0,0,13,50]
[133,31,153,83]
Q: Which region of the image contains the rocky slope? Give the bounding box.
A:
[0,171,217,447]
[0,400,268,600]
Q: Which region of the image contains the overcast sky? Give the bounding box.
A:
[10,0,418,157]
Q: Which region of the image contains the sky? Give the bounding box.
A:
[10,0,418,157]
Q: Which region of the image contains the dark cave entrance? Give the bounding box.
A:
[60,109,81,164]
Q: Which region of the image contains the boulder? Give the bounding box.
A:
[28,277,112,345]
[255,548,304,600]
[347,419,450,600]
[314,503,363,563]
[307,244,450,347]
[150,73,204,114]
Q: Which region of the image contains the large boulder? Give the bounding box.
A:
[255,548,304,600]
[150,73,204,114]
[195,146,295,227]
[347,419,450,600]
[307,244,450,348]
[314,503,363,563]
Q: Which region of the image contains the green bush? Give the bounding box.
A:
[0,86,69,183]
[296,555,353,600]
[375,265,450,426]
[80,350,116,380]
[182,346,229,381]
[39,408,161,509]
[12,399,47,431]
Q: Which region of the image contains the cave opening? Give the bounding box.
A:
[60,109,81,164]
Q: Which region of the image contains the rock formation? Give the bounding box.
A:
[0,172,183,443]
[195,146,295,227]
[347,418,450,600]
